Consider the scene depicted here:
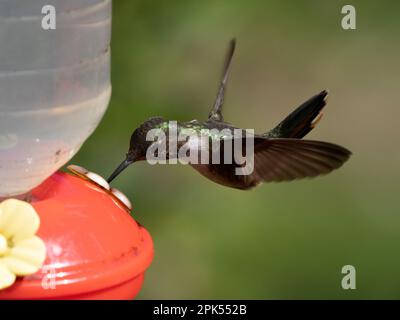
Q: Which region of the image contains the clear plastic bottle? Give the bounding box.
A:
[0,0,112,196]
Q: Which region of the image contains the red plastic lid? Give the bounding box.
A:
[0,172,153,299]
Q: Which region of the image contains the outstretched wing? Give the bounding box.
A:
[250,138,351,183]
[190,137,351,190]
[208,39,236,122]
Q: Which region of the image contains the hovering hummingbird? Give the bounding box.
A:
[107,39,351,190]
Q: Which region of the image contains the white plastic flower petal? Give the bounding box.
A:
[0,199,39,242]
[0,264,15,290]
[0,234,7,255]
[110,187,132,211]
[67,164,89,180]
[67,164,88,175]
[2,256,39,275]
[0,199,47,290]
[86,171,110,190]
[8,236,46,273]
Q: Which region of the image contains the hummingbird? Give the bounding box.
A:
[107,39,351,190]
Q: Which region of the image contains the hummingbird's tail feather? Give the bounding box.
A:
[208,39,236,122]
[265,90,328,139]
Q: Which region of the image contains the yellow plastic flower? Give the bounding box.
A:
[0,199,46,290]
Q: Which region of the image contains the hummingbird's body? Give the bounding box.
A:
[107,40,351,189]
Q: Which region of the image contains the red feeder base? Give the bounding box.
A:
[0,171,154,300]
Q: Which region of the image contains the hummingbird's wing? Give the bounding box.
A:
[190,137,351,190]
[249,138,351,184]
[208,39,236,122]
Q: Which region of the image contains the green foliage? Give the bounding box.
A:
[70,0,400,299]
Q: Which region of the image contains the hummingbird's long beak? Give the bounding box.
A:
[107,159,133,183]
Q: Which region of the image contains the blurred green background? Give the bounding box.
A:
[71,0,400,299]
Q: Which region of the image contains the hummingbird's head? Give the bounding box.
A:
[107,117,165,183]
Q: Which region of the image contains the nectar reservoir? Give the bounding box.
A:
[0,0,112,196]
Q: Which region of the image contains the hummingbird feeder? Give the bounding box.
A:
[0,0,154,299]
